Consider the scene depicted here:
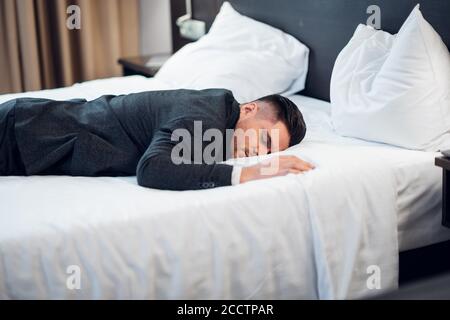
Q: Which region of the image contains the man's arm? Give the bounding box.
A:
[136,129,315,191]
[136,129,234,191]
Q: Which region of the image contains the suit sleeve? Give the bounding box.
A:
[136,127,234,191]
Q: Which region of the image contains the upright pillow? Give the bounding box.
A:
[155,2,309,102]
[331,5,450,151]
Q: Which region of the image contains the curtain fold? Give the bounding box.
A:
[0,0,140,94]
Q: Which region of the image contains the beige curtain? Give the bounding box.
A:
[0,0,140,94]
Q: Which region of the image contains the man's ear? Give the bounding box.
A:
[240,102,258,118]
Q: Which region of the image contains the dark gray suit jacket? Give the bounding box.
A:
[0,89,241,190]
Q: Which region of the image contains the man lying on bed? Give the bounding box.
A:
[0,89,314,190]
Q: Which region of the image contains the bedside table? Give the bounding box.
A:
[435,157,450,228]
[118,54,170,77]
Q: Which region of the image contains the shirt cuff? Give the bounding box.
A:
[231,166,242,185]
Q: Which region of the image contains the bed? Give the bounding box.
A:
[1,75,450,299]
[181,0,450,284]
[1,0,450,300]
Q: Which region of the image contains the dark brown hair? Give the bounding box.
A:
[258,94,307,147]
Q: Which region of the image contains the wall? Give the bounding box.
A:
[140,0,173,55]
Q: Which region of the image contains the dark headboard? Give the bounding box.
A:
[171,0,450,102]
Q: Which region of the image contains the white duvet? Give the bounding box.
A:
[0,76,448,299]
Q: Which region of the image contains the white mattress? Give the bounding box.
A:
[287,95,450,252]
[1,76,449,300]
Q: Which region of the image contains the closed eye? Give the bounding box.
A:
[260,131,272,154]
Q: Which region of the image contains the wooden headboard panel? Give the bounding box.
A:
[170,0,450,101]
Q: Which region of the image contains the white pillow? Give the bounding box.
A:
[330,5,450,151]
[155,1,309,102]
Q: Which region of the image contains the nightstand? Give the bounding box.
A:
[435,157,450,228]
[118,54,171,77]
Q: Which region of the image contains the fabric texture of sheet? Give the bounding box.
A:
[1,76,449,300]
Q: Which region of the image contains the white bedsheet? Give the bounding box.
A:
[0,76,449,300]
[288,95,450,252]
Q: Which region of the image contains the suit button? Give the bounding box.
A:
[201,182,216,189]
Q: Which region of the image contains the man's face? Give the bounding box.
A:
[232,102,290,158]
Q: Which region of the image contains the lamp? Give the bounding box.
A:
[176,0,206,40]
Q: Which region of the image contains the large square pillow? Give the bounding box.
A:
[330,5,450,151]
[155,1,309,102]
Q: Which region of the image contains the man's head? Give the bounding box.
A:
[233,94,306,158]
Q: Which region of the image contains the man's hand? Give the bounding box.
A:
[240,156,315,184]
